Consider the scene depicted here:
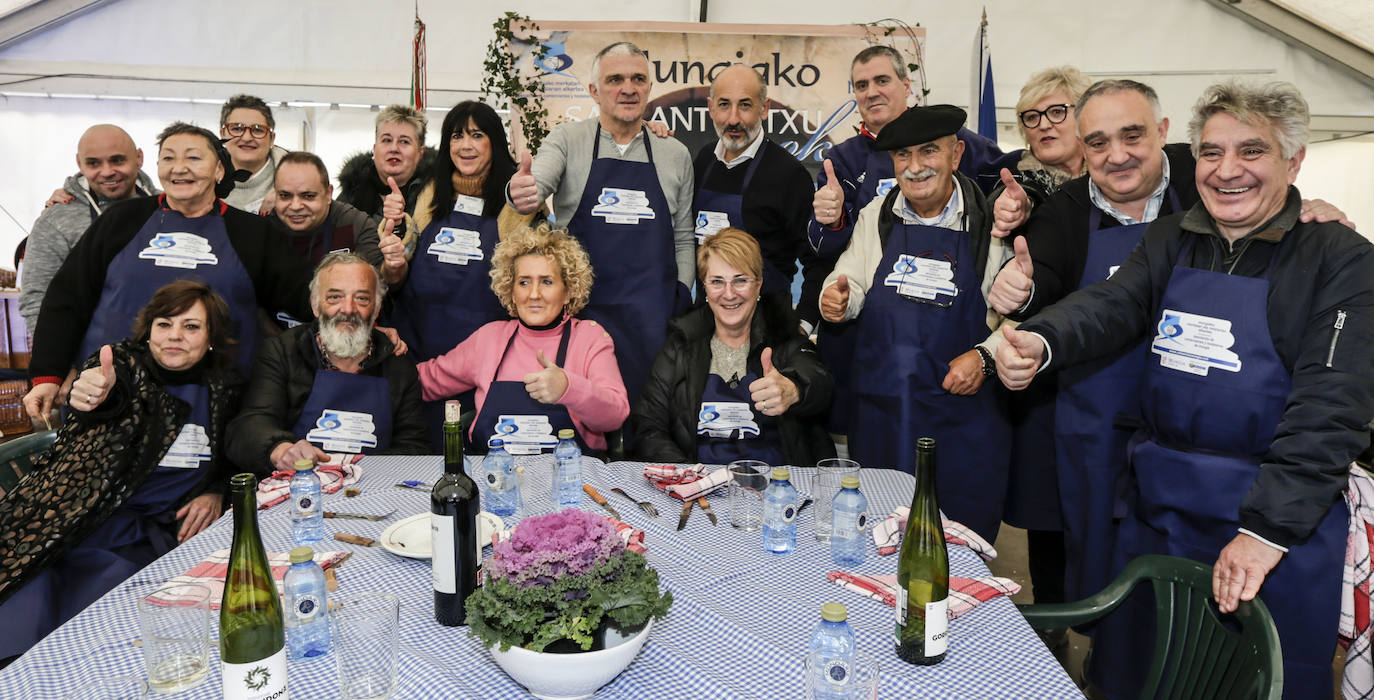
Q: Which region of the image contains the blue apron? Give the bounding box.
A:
[1002,371,1060,531]
[79,203,261,377]
[291,344,394,455]
[816,147,897,435]
[391,194,506,449]
[847,212,1010,542]
[1090,236,1347,700]
[566,126,679,408]
[469,322,592,456]
[0,382,214,659]
[693,149,790,297]
[695,370,785,466]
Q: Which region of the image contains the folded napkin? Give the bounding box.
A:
[643,463,732,500]
[149,548,351,609]
[872,506,997,560]
[1340,463,1374,700]
[827,571,1021,619]
[256,455,363,509]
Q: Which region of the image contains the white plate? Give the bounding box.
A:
[380,511,504,560]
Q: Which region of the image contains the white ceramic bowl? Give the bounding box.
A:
[488,620,653,699]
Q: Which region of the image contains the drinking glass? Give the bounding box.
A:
[812,458,860,541]
[803,650,879,699]
[137,582,211,694]
[728,460,770,531]
[335,592,400,700]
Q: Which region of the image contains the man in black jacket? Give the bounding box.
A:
[227,252,429,471]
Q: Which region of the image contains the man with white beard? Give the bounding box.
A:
[226,251,429,470]
[691,63,817,327]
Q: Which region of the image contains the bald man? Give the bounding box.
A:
[21,125,157,334]
[693,64,816,326]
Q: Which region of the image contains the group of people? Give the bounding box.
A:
[0,37,1367,700]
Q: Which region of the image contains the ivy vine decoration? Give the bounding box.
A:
[481,12,550,153]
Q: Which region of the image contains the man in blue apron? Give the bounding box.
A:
[818,104,1012,543]
[998,79,1374,700]
[226,251,430,471]
[508,41,696,411]
[692,64,815,327]
[270,152,387,269]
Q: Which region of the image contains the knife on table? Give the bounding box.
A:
[696,497,717,526]
[582,484,622,520]
[676,499,694,530]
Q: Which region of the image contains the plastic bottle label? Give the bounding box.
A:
[925,598,949,655]
[294,495,313,516]
[222,646,287,700]
[823,657,851,683]
[432,514,456,594]
[293,594,320,622]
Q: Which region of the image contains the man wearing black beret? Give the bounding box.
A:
[817,104,1013,542]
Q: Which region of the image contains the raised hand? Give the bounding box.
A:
[69,344,116,412]
[270,439,330,472]
[996,324,1044,390]
[378,216,407,282]
[382,176,406,224]
[749,347,799,416]
[989,236,1035,315]
[510,151,539,215]
[990,168,1030,238]
[643,120,675,138]
[523,349,568,404]
[813,159,844,226]
[820,274,850,322]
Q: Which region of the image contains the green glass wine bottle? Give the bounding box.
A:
[433,399,480,626]
[895,437,949,665]
[220,473,288,699]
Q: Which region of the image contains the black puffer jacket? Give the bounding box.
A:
[336,148,440,219]
[631,296,836,465]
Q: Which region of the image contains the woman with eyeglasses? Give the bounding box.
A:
[632,228,834,465]
[219,94,290,215]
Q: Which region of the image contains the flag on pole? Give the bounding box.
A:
[973,8,997,143]
[411,10,428,110]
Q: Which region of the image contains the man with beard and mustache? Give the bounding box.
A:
[227,251,429,471]
[692,64,816,328]
[818,105,1011,543]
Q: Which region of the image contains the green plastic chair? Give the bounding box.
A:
[0,429,56,496]
[1018,554,1283,700]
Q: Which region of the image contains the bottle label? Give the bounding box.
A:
[294,495,314,515]
[823,656,852,684]
[896,584,907,627]
[925,598,949,655]
[222,646,287,700]
[293,593,320,622]
[432,514,456,594]
[780,503,797,524]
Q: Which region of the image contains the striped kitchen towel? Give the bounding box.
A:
[871,506,997,560]
[826,571,1020,619]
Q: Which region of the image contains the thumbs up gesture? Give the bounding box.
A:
[510,151,540,215]
[523,348,569,404]
[989,236,1036,315]
[70,344,117,412]
[378,216,407,280]
[813,159,845,226]
[991,168,1031,238]
[996,324,1046,390]
[820,273,851,322]
[749,347,800,416]
[382,176,406,224]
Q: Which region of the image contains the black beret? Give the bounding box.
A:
[872,104,967,151]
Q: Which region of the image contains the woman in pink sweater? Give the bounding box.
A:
[417,223,629,454]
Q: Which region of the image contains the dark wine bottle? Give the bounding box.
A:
[432,400,480,626]
[895,437,949,665]
[220,473,288,699]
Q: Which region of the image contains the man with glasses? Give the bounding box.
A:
[817,105,1011,543]
[220,94,288,214]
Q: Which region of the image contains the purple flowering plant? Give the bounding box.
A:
[466,509,673,652]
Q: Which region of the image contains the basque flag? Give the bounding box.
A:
[973,8,997,142]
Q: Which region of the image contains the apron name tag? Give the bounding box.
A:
[158,423,212,469]
[1151,308,1243,376]
[697,402,761,439]
[590,188,657,225]
[307,409,379,453]
[875,178,897,197]
[453,195,484,216]
[694,210,730,243]
[494,415,559,455]
[138,232,219,269]
[884,254,958,301]
[428,227,485,265]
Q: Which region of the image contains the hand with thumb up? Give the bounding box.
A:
[749,347,799,416]
[820,274,851,323]
[989,236,1035,315]
[382,176,406,224]
[813,159,845,226]
[996,324,1046,391]
[510,151,540,215]
[991,168,1031,238]
[523,348,569,404]
[71,344,117,412]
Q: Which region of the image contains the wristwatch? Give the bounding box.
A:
[975,346,996,377]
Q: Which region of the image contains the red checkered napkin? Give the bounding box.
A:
[871,506,998,560]
[147,549,350,609]
[256,454,363,509]
[826,571,1021,619]
[643,464,731,500]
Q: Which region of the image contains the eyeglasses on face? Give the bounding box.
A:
[224,122,272,138]
[1018,104,1072,129]
[705,276,757,293]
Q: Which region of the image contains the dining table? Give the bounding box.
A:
[0,454,1083,698]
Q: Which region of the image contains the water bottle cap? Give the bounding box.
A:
[772,468,790,481]
[289,546,314,564]
[841,476,860,489]
[821,602,848,622]
[293,459,316,471]
[489,437,505,448]
[558,429,575,439]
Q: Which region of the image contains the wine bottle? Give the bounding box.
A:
[432,400,480,626]
[895,437,949,665]
[220,473,288,699]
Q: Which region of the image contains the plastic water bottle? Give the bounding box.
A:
[283,546,331,659]
[761,468,799,554]
[830,476,869,567]
[289,459,324,545]
[483,438,521,517]
[807,602,857,699]
[553,429,582,509]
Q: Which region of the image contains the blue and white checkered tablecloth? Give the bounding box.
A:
[0,456,1082,699]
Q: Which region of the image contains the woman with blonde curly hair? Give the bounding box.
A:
[416,223,628,454]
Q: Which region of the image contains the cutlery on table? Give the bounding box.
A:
[696,497,717,526]
[796,498,814,518]
[395,481,430,491]
[676,499,694,531]
[610,487,660,517]
[334,532,377,547]
[582,484,622,520]
[323,509,396,521]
